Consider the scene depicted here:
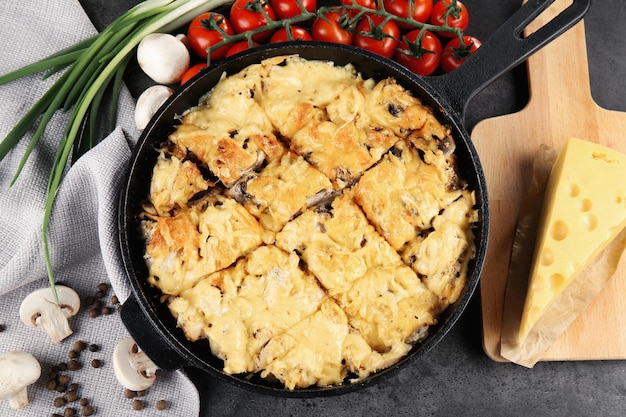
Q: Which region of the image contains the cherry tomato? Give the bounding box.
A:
[270,26,313,43]
[430,0,469,37]
[395,30,442,76]
[180,63,208,85]
[229,0,276,42]
[440,35,481,73]
[225,40,261,57]
[353,15,400,59]
[311,10,355,45]
[270,0,316,19]
[187,13,235,60]
[383,0,433,29]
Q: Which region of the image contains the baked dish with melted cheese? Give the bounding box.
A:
[139,55,478,390]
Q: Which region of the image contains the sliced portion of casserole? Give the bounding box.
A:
[143,195,268,295]
[169,63,285,187]
[275,193,400,296]
[168,245,326,375]
[227,152,333,232]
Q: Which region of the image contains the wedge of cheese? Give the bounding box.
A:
[518,138,626,343]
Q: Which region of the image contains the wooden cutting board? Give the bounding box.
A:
[473,0,626,362]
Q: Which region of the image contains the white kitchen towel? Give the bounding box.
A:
[0,1,200,416]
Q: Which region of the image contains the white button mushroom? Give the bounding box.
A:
[0,351,41,409]
[137,33,190,85]
[113,337,159,391]
[134,84,174,130]
[19,285,80,344]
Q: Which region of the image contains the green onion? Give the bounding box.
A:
[0,0,233,303]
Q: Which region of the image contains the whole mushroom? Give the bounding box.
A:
[20,285,80,344]
[134,85,174,130]
[113,337,159,391]
[0,351,41,409]
[137,33,190,85]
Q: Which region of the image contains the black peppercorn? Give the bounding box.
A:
[81,405,95,416]
[156,399,169,410]
[132,399,144,410]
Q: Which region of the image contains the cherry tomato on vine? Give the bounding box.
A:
[440,35,481,73]
[311,10,355,45]
[225,40,261,57]
[430,0,469,37]
[383,0,433,30]
[269,0,316,19]
[395,30,441,76]
[353,15,401,59]
[270,26,313,43]
[180,63,208,85]
[187,12,235,60]
[229,0,277,42]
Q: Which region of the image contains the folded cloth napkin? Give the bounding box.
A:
[0,1,200,416]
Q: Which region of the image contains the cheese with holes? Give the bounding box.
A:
[518,138,626,343]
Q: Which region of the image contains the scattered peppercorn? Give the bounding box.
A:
[79,398,89,407]
[65,390,78,403]
[156,399,169,410]
[98,282,109,292]
[69,383,79,392]
[111,295,119,305]
[81,405,95,416]
[124,389,136,399]
[0,324,5,332]
[68,350,79,359]
[67,360,80,371]
[102,306,112,315]
[131,399,144,410]
[58,375,70,385]
[73,340,87,352]
[88,308,99,318]
[55,384,67,393]
[47,379,58,390]
[64,407,76,417]
[53,397,66,407]
[90,359,102,368]
[88,344,99,352]
[136,390,147,397]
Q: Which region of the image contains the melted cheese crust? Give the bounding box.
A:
[141,56,478,390]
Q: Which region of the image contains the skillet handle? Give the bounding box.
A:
[120,295,191,371]
[427,0,590,125]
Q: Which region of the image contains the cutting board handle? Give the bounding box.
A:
[427,0,589,126]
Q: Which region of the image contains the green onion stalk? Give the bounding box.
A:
[0,0,232,303]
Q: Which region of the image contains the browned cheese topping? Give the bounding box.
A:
[139,56,477,390]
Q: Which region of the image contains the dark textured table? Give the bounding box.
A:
[79,1,626,415]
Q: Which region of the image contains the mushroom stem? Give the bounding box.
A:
[34,300,74,344]
[8,387,28,409]
[130,346,159,377]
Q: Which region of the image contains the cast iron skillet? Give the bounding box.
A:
[119,0,589,397]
